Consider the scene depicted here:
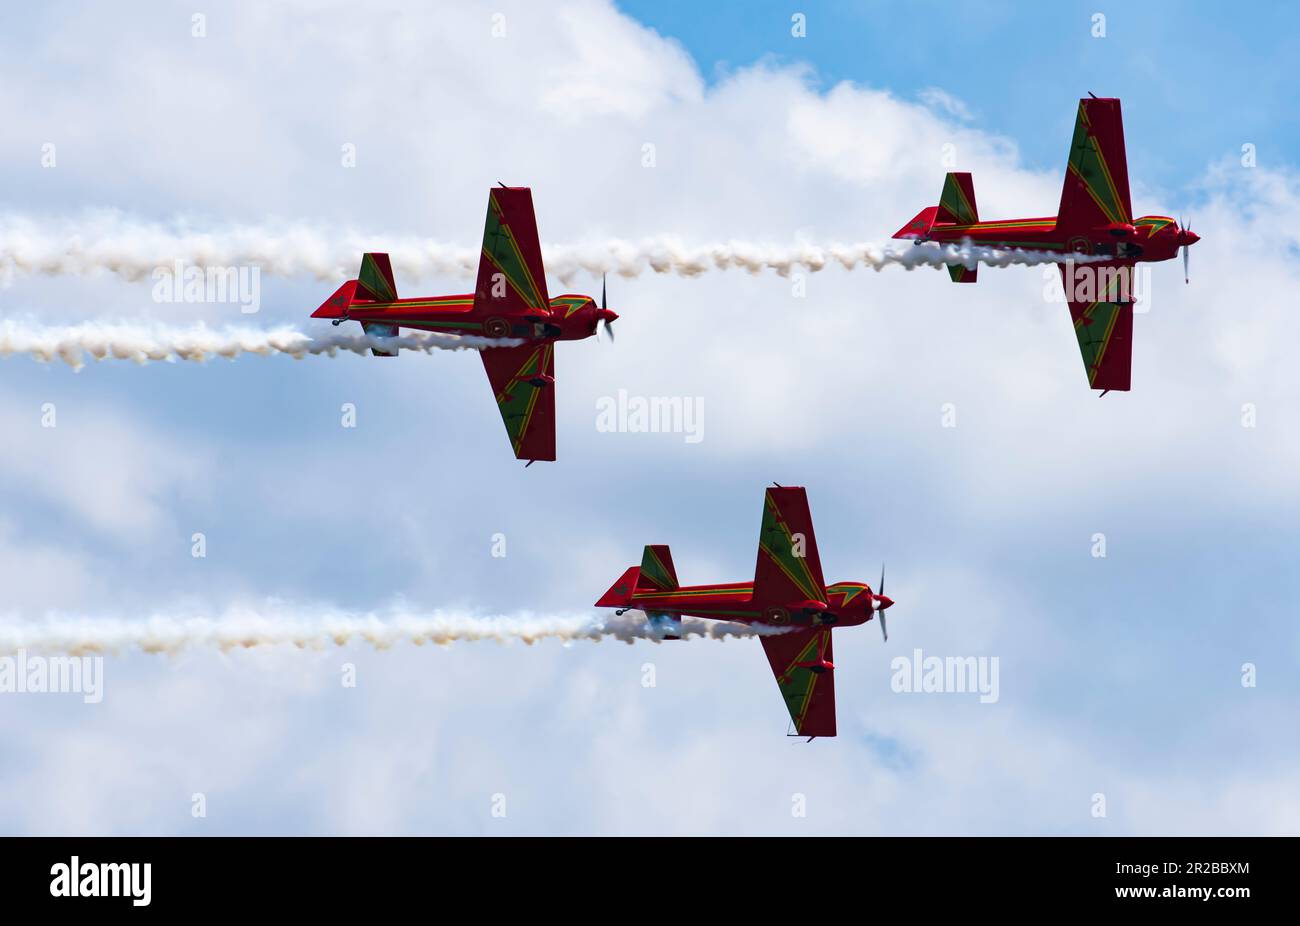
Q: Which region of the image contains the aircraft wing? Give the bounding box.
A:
[761,628,836,737]
[473,186,552,319]
[1058,97,1133,231]
[753,487,827,607]
[480,342,556,461]
[1058,260,1134,392]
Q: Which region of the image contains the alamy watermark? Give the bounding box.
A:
[890,648,999,704]
[1045,260,1152,314]
[0,649,103,703]
[50,856,150,906]
[151,260,261,314]
[596,389,704,444]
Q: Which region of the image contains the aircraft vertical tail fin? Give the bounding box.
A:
[310,279,357,319]
[595,566,640,608]
[893,206,939,240]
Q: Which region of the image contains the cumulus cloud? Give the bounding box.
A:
[0,395,207,542]
[918,87,974,121]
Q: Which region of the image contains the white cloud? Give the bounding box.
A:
[0,518,100,610]
[0,395,208,542]
[538,0,703,120]
[918,86,974,121]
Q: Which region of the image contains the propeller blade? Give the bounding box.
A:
[600,274,607,311]
[1183,244,1189,284]
[878,563,885,597]
[603,318,615,342]
[879,610,888,642]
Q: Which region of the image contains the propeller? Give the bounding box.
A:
[876,564,888,642]
[1182,217,1192,284]
[599,274,616,342]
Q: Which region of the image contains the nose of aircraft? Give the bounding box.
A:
[876,595,894,610]
[1181,229,1200,246]
[595,307,618,342]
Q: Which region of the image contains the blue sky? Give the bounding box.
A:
[0,0,1296,835]
[621,0,1300,194]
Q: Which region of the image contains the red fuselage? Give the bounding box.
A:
[917,214,1198,263]
[630,580,889,630]
[338,293,616,343]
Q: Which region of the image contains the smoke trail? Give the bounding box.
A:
[0,607,786,657]
[545,238,1102,280]
[0,320,520,370]
[0,212,1097,285]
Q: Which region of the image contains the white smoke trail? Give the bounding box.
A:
[0,606,786,657]
[0,212,1096,286]
[545,237,1101,280]
[0,320,520,370]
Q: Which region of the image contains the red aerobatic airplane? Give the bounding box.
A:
[893,95,1200,393]
[595,486,895,739]
[311,186,618,462]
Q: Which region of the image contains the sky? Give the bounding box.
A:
[0,0,1297,835]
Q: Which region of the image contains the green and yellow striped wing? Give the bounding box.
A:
[1058,97,1133,229]
[761,628,836,737]
[480,342,556,461]
[473,187,551,317]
